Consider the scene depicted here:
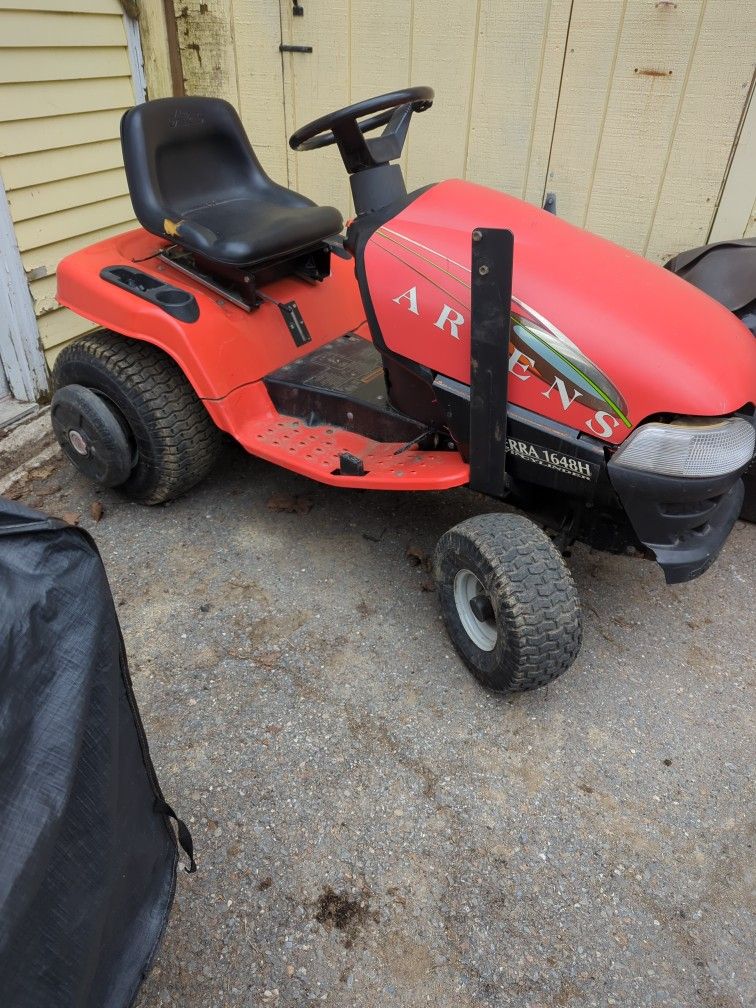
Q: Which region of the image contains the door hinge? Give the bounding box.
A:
[293,2,304,14]
[279,44,313,53]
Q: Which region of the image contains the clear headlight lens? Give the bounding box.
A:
[613,416,755,478]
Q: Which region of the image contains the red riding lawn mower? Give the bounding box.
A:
[52,88,756,693]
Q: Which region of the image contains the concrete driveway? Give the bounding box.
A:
[3,414,754,1008]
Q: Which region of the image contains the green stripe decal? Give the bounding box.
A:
[512,316,632,429]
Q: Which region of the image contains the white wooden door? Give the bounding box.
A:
[278,0,572,217]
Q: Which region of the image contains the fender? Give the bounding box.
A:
[56,228,364,426]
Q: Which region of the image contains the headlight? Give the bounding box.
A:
[613,416,755,478]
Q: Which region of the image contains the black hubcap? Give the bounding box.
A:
[51,384,134,487]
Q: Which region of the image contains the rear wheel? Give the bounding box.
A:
[434,513,582,692]
[51,330,221,504]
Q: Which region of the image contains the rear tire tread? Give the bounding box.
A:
[52,330,221,504]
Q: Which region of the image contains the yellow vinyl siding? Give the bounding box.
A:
[0,48,133,85]
[0,108,126,156]
[0,1,139,362]
[0,9,126,46]
[0,77,135,123]
[7,167,129,221]
[2,0,123,13]
[1,139,126,190]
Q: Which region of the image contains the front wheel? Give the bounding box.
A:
[434,513,582,692]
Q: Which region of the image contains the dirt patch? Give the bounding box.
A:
[314,885,378,946]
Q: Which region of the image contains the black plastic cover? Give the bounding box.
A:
[607,461,745,583]
[665,237,756,331]
[0,499,184,1008]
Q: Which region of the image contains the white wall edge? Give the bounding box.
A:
[0,172,47,402]
[710,77,756,241]
[124,12,148,105]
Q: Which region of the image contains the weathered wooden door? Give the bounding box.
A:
[278,0,573,217]
[543,0,756,263]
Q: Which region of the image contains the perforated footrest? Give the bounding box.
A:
[237,413,470,491]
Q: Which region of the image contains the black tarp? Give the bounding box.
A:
[0,498,192,1008]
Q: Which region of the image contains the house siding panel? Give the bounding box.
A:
[0,1,139,363]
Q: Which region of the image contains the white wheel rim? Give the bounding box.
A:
[453,569,498,651]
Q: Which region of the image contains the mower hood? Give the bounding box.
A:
[364,180,756,445]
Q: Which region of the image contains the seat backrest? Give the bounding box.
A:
[121,96,275,240]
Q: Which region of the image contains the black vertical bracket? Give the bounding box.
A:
[469,227,513,498]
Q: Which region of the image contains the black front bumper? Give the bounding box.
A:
[608,461,746,584]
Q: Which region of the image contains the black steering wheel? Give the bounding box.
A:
[289,86,434,174]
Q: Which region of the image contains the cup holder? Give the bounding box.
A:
[100,266,200,323]
[156,289,192,306]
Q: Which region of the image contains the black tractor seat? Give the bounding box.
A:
[120,97,343,269]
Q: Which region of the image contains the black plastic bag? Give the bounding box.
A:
[0,498,193,1008]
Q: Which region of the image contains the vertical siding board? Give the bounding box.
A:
[278,4,300,194]
[465,0,562,199]
[522,0,574,204]
[280,0,351,213]
[583,1,704,253]
[404,1,478,190]
[138,0,174,99]
[347,0,414,216]
[744,195,756,238]
[233,1,288,185]
[349,1,413,103]
[709,79,756,241]
[647,4,756,260]
[540,0,626,227]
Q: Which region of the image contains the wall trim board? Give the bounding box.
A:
[0,172,48,401]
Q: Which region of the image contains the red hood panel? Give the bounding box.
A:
[366,180,756,444]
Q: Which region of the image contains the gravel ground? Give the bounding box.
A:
[3,416,755,1008]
